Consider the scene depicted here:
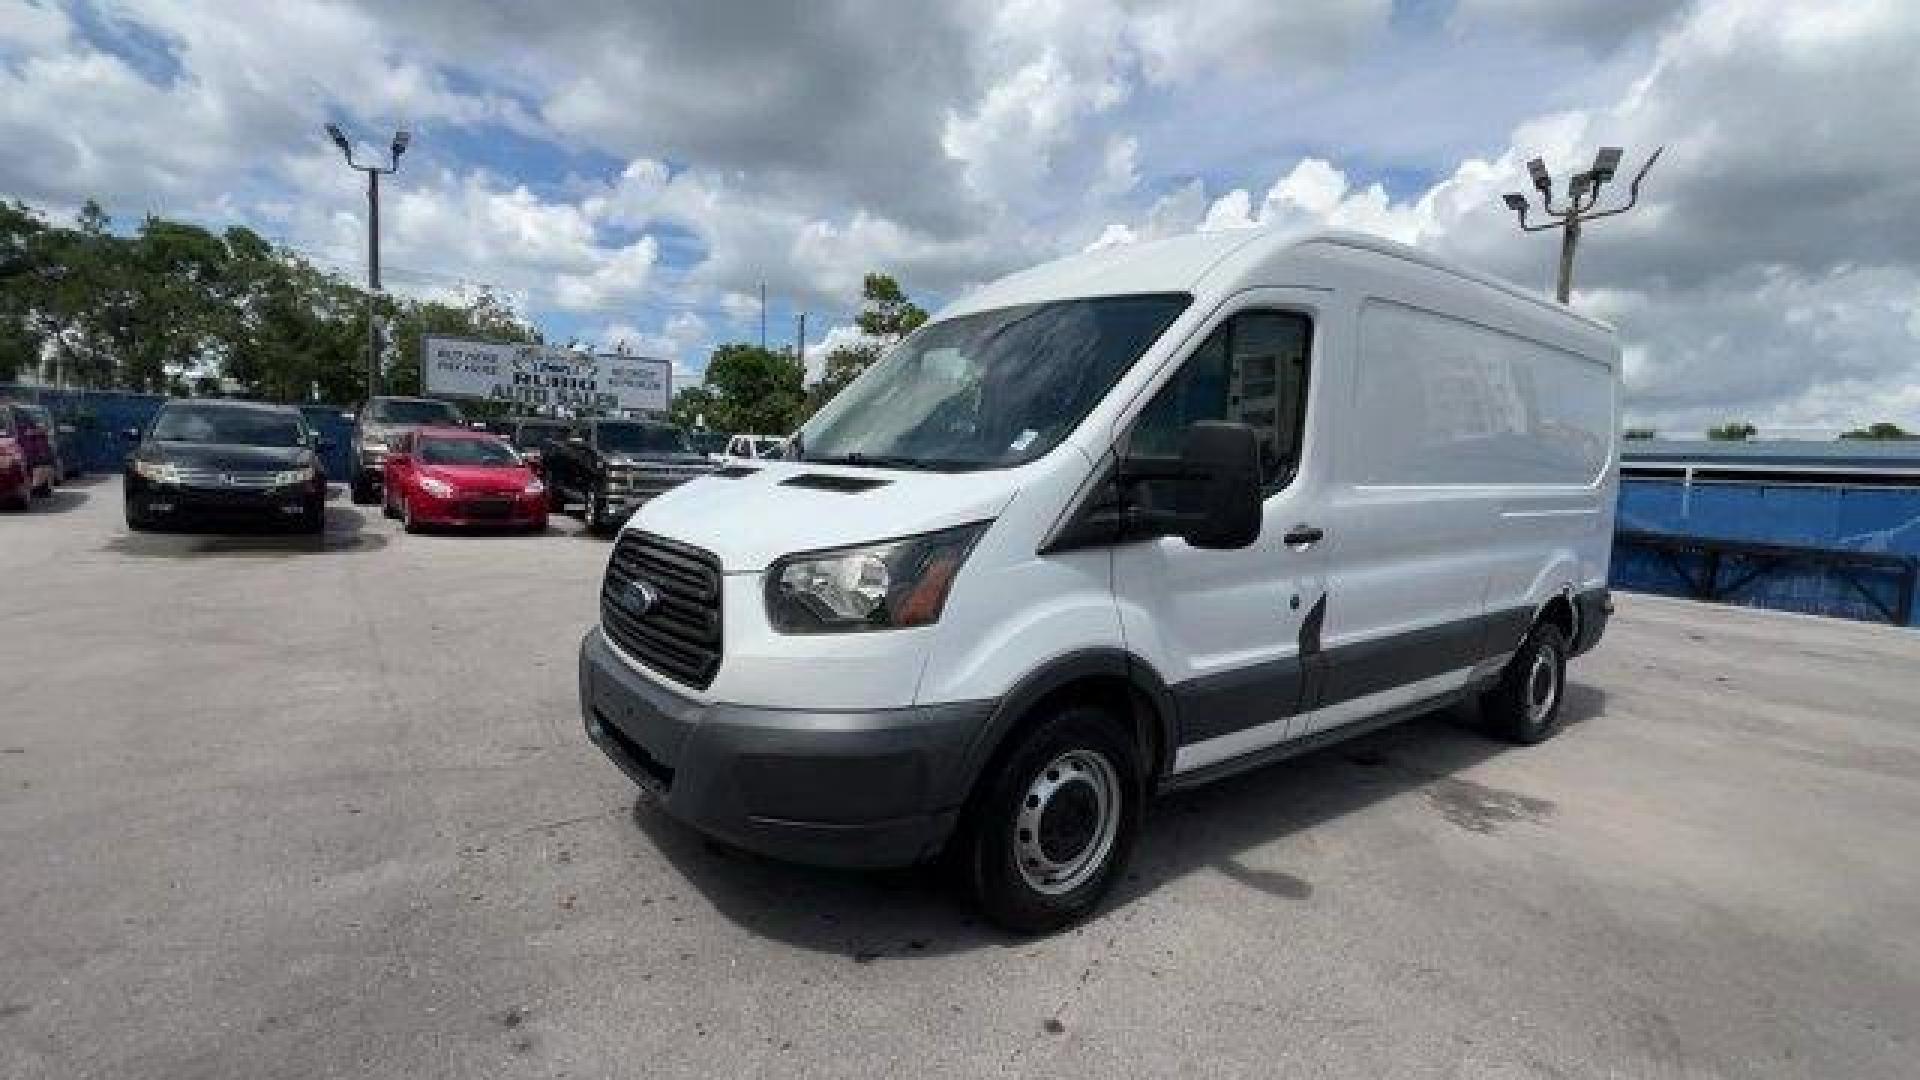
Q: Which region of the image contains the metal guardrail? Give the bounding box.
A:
[1616,529,1918,626]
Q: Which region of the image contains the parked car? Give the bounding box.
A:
[543,418,715,532]
[687,429,730,462]
[578,229,1620,932]
[501,417,576,482]
[0,417,32,511]
[725,433,789,461]
[381,427,548,533]
[18,404,75,483]
[0,401,58,497]
[124,399,329,532]
[349,396,465,504]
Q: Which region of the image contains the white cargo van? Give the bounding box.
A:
[581,229,1618,931]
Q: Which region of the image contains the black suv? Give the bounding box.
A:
[124,399,328,532]
[542,418,714,532]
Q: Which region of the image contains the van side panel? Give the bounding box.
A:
[1310,254,1616,733]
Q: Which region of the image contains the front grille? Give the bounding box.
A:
[175,468,282,488]
[600,530,723,690]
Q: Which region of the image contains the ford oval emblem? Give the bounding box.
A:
[623,578,659,618]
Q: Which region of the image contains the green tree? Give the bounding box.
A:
[1707,421,1757,441]
[0,201,47,382]
[1840,421,1913,440]
[802,271,928,417]
[853,272,927,340]
[702,343,805,434]
[805,340,883,415]
[669,384,720,431]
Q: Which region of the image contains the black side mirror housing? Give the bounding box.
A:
[1175,421,1263,549]
[1118,420,1264,550]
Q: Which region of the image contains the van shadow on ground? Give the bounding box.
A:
[629,683,1608,959]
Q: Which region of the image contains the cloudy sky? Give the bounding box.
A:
[3,0,1916,432]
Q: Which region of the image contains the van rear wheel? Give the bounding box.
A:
[959,706,1142,934]
[1482,622,1569,745]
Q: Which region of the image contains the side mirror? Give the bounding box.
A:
[1176,421,1263,549]
[1125,421,1263,550]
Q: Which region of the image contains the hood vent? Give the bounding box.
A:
[780,473,891,493]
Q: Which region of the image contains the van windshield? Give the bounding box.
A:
[797,294,1189,471]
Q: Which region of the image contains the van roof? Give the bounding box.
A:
[940,228,1610,334]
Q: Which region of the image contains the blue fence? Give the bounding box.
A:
[0,387,357,480]
[1614,478,1920,627]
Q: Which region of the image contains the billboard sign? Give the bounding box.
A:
[422,336,671,413]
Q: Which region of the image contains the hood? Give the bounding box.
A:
[146,441,312,471]
[421,462,534,492]
[632,460,1021,573]
[608,451,711,469]
[361,421,445,444]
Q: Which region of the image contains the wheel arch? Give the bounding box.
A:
[951,649,1177,812]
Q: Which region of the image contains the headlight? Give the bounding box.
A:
[524,477,546,494]
[765,522,988,633]
[133,459,181,483]
[417,475,454,497]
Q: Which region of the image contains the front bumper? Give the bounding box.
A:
[126,474,322,521]
[408,488,547,528]
[578,627,991,867]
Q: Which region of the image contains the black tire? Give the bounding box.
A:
[401,495,422,534]
[299,498,325,534]
[1481,623,1570,745]
[32,480,52,498]
[381,485,399,519]
[124,501,152,531]
[350,473,378,505]
[958,706,1144,934]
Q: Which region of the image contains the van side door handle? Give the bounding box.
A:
[1283,525,1324,546]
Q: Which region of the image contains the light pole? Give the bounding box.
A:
[325,123,410,397]
[1502,145,1661,304]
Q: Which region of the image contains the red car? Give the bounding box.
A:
[381,427,548,532]
[0,430,30,510]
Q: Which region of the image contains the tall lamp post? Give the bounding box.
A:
[325,123,410,397]
[1502,145,1661,304]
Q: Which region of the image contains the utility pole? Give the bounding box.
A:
[326,123,410,397]
[795,311,806,371]
[1502,145,1661,303]
[758,281,768,350]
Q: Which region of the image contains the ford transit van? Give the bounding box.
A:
[580,229,1618,931]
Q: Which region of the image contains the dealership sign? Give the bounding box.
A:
[422,336,671,413]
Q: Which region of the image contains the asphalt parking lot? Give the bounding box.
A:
[4,477,1919,1079]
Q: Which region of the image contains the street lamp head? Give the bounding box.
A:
[1503,191,1530,213]
[391,130,411,159]
[1527,157,1551,194]
[324,123,350,155]
[1569,172,1593,200]
[1591,146,1623,184]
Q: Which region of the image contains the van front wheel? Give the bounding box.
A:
[960,706,1142,934]
[1482,623,1569,745]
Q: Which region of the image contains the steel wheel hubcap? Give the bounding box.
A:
[1526,649,1559,723]
[1014,749,1121,896]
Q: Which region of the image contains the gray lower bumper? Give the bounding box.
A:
[578,627,992,868]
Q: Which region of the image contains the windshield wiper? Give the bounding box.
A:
[805,452,967,472]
